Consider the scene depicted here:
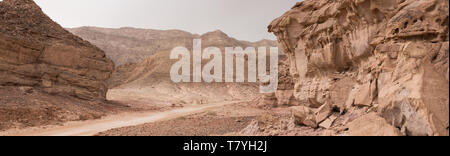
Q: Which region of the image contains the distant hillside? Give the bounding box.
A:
[68,27,278,66]
[68,26,278,105]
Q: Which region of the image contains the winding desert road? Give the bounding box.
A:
[0,101,243,136]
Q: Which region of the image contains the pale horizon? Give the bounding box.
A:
[31,0,301,42]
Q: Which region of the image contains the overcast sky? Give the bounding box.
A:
[30,0,300,42]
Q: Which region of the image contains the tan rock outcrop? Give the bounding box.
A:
[274,57,298,106]
[269,0,449,136]
[319,113,338,129]
[0,0,114,100]
[315,102,332,123]
[291,106,318,128]
[347,113,403,136]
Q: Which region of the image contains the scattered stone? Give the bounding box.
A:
[319,114,339,129]
[315,102,332,123]
[291,106,317,128]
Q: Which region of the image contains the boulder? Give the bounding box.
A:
[353,82,375,107]
[291,106,317,128]
[315,102,332,123]
[319,114,338,129]
[347,113,402,136]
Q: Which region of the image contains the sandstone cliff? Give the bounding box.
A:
[268,0,449,136]
[0,0,114,100]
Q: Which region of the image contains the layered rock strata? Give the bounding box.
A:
[0,0,114,100]
[268,0,449,136]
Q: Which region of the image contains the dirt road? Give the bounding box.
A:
[0,101,244,136]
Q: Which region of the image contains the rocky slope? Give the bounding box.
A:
[68,27,278,66]
[102,29,278,87]
[69,27,279,106]
[102,29,279,105]
[0,0,122,130]
[0,0,114,100]
[265,0,449,136]
[67,27,198,66]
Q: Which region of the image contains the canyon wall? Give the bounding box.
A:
[268,0,449,136]
[0,0,114,100]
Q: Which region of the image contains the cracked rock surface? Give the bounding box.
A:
[0,0,114,101]
[267,0,449,136]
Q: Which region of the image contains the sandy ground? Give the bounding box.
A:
[0,83,264,136]
[0,100,245,136]
[96,101,327,136]
[96,102,266,136]
[0,86,136,131]
[1,86,327,136]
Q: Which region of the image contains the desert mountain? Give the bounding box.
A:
[68,27,278,66]
[67,27,198,66]
[264,0,449,136]
[0,0,129,130]
[68,27,279,106]
[0,0,114,100]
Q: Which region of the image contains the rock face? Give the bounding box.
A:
[258,56,296,108]
[0,0,114,100]
[269,0,449,136]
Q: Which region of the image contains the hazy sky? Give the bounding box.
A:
[29,0,300,42]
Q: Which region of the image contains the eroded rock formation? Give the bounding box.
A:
[0,0,114,100]
[268,0,449,136]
